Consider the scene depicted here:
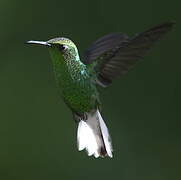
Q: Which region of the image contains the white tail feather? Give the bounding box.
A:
[77,109,113,158]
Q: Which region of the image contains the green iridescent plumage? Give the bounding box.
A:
[47,38,100,114]
[26,22,174,158]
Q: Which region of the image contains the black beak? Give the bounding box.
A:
[25,40,51,47]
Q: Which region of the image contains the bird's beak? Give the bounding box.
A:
[26,40,51,47]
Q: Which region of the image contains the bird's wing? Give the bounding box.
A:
[83,22,174,87]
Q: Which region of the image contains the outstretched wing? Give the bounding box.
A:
[83,22,175,87]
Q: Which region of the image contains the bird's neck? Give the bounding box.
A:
[49,49,89,87]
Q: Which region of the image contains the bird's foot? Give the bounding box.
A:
[73,112,87,122]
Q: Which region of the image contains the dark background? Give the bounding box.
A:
[0,0,180,179]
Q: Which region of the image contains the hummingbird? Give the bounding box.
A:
[26,22,174,158]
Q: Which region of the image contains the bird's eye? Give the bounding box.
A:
[59,44,67,51]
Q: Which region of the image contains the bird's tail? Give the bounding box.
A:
[77,109,113,158]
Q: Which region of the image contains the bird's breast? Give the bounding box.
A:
[56,65,98,113]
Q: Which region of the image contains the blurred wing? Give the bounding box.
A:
[83,22,175,87]
[84,33,130,64]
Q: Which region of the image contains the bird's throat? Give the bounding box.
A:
[49,48,88,90]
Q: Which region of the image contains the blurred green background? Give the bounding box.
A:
[0,0,180,179]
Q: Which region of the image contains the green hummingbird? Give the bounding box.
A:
[26,22,174,158]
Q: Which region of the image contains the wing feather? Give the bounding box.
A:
[83,22,175,87]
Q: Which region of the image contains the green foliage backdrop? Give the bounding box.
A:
[0,0,180,179]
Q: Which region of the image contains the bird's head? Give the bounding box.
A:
[26,37,80,61]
